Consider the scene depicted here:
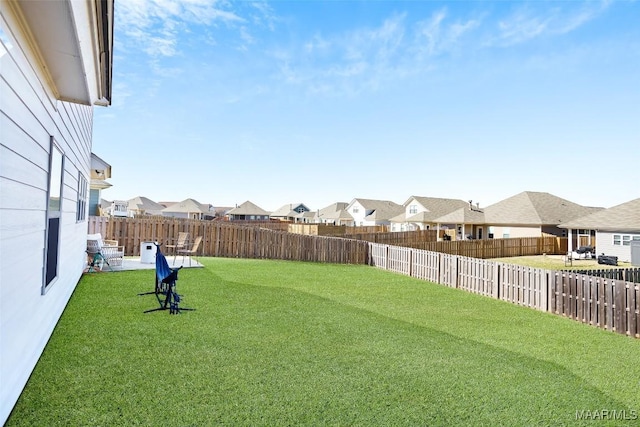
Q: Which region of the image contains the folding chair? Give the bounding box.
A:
[86,234,124,272]
[177,236,203,267]
[166,232,189,263]
[143,244,194,314]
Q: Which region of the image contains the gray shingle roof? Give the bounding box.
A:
[352,198,404,221]
[393,196,473,223]
[271,203,309,217]
[226,201,270,216]
[408,196,471,214]
[127,196,165,215]
[318,202,349,219]
[484,191,602,225]
[433,207,486,224]
[559,198,640,232]
[162,198,210,214]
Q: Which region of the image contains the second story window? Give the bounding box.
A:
[409,205,417,214]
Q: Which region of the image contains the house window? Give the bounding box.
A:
[353,207,359,214]
[409,205,417,214]
[44,138,64,292]
[623,235,631,246]
[613,235,621,245]
[76,173,88,222]
[502,227,510,239]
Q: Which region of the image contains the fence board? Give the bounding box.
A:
[458,257,495,298]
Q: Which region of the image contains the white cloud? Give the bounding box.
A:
[274,9,482,96]
[494,1,610,46]
[116,0,244,58]
[413,9,481,58]
[415,9,447,56]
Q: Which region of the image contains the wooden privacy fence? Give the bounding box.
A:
[369,243,640,338]
[336,229,438,247]
[88,217,368,264]
[356,232,564,258]
[288,224,387,236]
[411,236,566,258]
[563,268,640,283]
[90,217,565,260]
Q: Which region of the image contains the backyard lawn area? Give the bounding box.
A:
[7,258,640,426]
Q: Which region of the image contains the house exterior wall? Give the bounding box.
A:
[347,201,367,226]
[163,212,189,219]
[0,14,96,424]
[486,225,541,239]
[596,231,639,263]
[89,189,101,216]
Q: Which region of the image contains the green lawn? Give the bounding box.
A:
[7,258,640,426]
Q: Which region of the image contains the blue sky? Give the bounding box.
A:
[93,0,640,211]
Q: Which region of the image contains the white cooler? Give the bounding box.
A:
[140,241,157,263]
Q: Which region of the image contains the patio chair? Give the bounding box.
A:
[86,233,124,272]
[144,244,194,314]
[177,236,203,267]
[166,232,189,262]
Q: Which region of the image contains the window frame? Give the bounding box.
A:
[76,172,88,222]
[43,138,64,293]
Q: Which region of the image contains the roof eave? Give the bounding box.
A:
[7,0,113,105]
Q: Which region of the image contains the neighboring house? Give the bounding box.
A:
[110,200,130,217]
[212,206,233,219]
[226,201,271,220]
[127,196,167,217]
[483,191,602,239]
[389,196,473,233]
[431,205,487,240]
[270,203,310,221]
[0,1,113,423]
[100,198,113,216]
[315,202,353,225]
[346,198,404,226]
[559,198,640,263]
[162,198,214,220]
[294,210,316,223]
[89,153,112,216]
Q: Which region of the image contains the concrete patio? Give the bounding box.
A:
[86,256,203,272]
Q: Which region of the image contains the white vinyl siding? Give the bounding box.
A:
[0,19,95,423]
[596,231,638,263]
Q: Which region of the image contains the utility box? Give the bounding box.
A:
[631,240,640,267]
[140,241,157,264]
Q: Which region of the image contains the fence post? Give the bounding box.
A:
[385,245,389,271]
[408,249,413,277]
[541,269,549,312]
[453,255,459,289]
[492,262,500,300]
[614,280,625,335]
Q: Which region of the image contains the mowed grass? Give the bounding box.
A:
[7,258,640,426]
